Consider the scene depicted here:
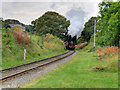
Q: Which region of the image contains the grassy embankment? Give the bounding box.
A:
[20,42,118,88]
[2,28,67,69]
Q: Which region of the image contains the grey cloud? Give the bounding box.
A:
[2,2,54,24]
[50,2,56,9]
[2,2,99,37]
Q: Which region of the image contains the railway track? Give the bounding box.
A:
[0,50,75,83]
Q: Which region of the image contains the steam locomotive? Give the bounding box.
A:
[64,35,76,50]
[65,41,75,50]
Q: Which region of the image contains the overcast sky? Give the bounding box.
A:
[1,0,115,37]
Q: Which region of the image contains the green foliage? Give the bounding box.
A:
[33,11,70,40]
[79,1,119,47]
[2,19,25,28]
[25,25,34,33]
[77,35,85,44]
[2,28,67,69]
[96,1,119,46]
[77,17,97,43]
[2,19,35,33]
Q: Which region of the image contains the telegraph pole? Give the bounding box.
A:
[94,19,96,48]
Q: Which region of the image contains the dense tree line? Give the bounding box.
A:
[2,19,26,28]
[96,0,119,46]
[2,11,71,41]
[1,19,34,33]
[78,0,119,46]
[78,17,97,43]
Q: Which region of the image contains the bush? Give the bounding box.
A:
[12,30,30,45]
[94,46,118,72]
[96,46,118,59]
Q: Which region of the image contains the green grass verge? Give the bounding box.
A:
[20,50,118,88]
[2,50,68,69]
[118,69,120,90]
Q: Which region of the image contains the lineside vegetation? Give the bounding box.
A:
[2,28,67,69]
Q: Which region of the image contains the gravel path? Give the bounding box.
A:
[1,51,77,88]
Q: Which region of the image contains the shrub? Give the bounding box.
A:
[91,46,118,72]
[96,46,118,59]
[12,30,30,45]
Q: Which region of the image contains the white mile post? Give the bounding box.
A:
[24,49,26,60]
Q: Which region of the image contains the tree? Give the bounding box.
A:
[2,19,25,28]
[25,25,34,32]
[78,17,97,42]
[34,11,70,39]
[31,19,38,33]
[96,1,119,46]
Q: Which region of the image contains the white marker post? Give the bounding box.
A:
[24,49,26,60]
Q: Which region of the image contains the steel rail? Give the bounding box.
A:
[0,50,75,82]
[0,51,71,72]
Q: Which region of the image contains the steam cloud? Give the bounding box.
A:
[66,7,87,38]
[50,2,94,38]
